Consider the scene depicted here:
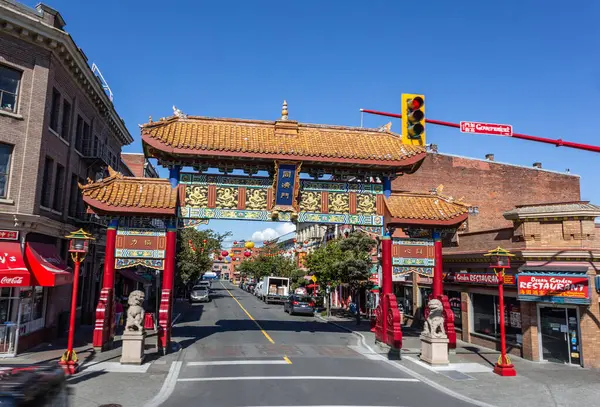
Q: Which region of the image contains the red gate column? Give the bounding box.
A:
[158,220,177,352]
[93,218,118,351]
[432,230,456,349]
[375,235,402,351]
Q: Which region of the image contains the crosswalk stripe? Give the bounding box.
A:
[187,360,289,366]
[177,376,420,382]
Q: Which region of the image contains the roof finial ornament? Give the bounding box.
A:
[173,105,187,119]
[281,100,288,120]
[378,122,392,132]
[149,115,153,123]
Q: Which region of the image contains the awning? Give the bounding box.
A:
[24,243,73,287]
[118,269,151,286]
[0,242,31,287]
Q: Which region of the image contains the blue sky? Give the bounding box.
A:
[29,0,600,247]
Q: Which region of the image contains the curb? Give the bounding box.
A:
[316,315,497,407]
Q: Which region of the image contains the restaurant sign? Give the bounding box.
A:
[517,274,590,305]
[445,272,516,286]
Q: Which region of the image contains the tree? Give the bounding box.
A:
[304,240,345,287]
[176,228,230,289]
[337,231,377,289]
[237,242,302,285]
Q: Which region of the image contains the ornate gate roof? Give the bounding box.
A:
[141,104,427,175]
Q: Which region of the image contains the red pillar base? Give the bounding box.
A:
[493,362,517,377]
[374,293,402,351]
[92,288,114,352]
[438,295,457,349]
[58,360,79,375]
[158,289,173,352]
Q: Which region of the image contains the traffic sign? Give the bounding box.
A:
[311,275,317,283]
[460,121,513,137]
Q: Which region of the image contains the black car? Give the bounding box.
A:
[283,295,315,316]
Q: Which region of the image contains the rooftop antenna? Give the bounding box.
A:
[91,63,114,102]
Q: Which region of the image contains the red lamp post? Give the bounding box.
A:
[59,229,95,375]
[484,247,517,377]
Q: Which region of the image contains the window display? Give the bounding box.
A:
[472,293,521,342]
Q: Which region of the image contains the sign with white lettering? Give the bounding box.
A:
[517,274,590,304]
[460,121,513,137]
[0,230,18,241]
[445,272,515,286]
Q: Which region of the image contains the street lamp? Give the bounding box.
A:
[484,247,517,377]
[60,229,95,375]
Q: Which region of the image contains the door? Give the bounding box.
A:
[539,306,570,364]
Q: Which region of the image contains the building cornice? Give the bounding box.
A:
[0,5,133,145]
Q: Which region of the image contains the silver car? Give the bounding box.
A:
[189,286,210,303]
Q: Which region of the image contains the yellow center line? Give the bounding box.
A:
[220,282,275,344]
[283,356,292,364]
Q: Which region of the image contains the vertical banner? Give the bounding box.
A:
[273,161,301,212]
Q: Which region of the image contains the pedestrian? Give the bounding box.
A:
[114,299,124,332]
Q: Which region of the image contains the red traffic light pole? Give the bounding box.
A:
[360,109,600,154]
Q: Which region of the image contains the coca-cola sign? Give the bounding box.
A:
[0,273,29,286]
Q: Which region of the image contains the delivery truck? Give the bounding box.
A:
[259,276,290,304]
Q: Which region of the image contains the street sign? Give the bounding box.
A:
[460,121,513,137]
[311,275,317,283]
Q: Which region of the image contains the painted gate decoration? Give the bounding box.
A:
[115,228,167,270]
[391,238,435,281]
[179,166,384,226]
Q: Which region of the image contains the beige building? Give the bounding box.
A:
[0,1,133,353]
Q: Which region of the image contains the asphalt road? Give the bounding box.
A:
[160,281,477,407]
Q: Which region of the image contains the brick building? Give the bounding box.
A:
[121,153,159,178]
[0,2,133,354]
[390,152,600,367]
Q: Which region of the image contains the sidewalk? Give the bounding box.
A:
[0,300,191,407]
[321,314,600,407]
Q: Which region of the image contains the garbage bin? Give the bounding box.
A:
[0,365,69,406]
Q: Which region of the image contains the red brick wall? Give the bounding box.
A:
[121,154,145,177]
[394,153,581,233]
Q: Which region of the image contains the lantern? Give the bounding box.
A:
[234,241,238,245]
[218,256,223,261]
[245,241,255,249]
[203,239,207,244]
[221,250,229,257]
[244,251,251,257]
[484,247,514,273]
[292,238,296,243]
[65,229,94,255]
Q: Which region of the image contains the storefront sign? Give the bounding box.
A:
[0,230,18,241]
[392,238,435,267]
[0,274,29,287]
[517,274,590,304]
[445,272,515,286]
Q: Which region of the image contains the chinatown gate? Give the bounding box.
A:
[79,103,469,353]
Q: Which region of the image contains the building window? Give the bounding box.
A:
[61,100,71,141]
[75,115,84,153]
[472,293,521,343]
[40,157,53,208]
[0,65,21,113]
[52,164,65,211]
[68,174,78,217]
[49,88,61,132]
[0,144,13,199]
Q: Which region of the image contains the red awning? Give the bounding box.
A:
[118,269,150,286]
[24,243,73,287]
[0,242,31,287]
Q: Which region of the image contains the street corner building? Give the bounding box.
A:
[0,2,134,354]
[439,202,600,368]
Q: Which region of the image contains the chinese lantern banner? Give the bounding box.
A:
[517,274,590,304]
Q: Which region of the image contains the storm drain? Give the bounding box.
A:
[441,370,475,381]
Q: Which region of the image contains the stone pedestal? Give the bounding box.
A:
[419,334,449,365]
[120,331,146,365]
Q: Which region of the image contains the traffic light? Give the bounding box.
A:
[401,94,426,146]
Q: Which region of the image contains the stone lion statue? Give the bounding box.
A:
[422,299,446,339]
[125,290,145,332]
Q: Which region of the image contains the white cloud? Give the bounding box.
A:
[250,223,296,243]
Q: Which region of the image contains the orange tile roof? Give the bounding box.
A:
[385,192,470,226]
[141,115,426,168]
[80,170,177,215]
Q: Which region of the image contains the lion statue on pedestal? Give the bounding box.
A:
[125,290,145,332]
[422,299,446,339]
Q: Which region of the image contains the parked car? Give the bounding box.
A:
[246,283,256,293]
[197,281,211,290]
[189,285,210,303]
[283,295,315,316]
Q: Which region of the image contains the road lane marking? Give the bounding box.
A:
[188,360,289,366]
[177,376,419,382]
[283,356,292,364]
[144,361,182,407]
[220,281,275,344]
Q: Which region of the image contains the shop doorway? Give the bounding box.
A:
[538,305,581,366]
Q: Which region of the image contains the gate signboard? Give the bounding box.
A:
[391,238,434,281]
[115,228,167,270]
